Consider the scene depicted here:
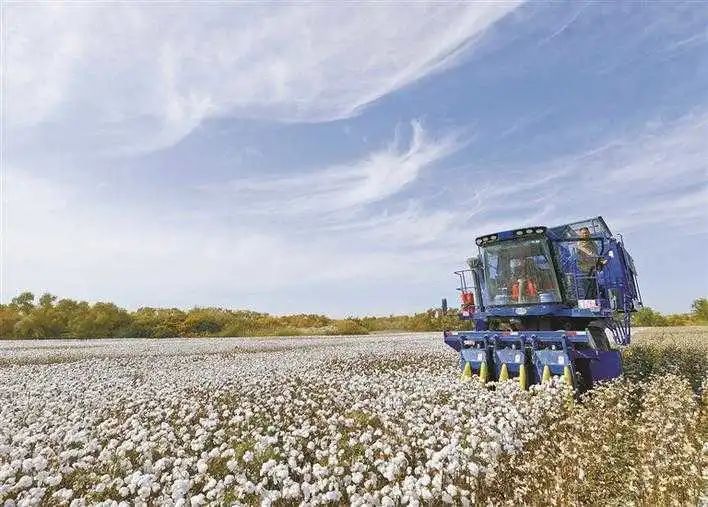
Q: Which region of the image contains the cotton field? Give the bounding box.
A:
[1,331,706,506]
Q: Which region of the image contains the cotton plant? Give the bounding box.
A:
[1,332,704,505]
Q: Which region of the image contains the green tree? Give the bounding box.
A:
[690,298,708,323]
[69,302,131,338]
[0,306,21,338]
[14,308,66,339]
[182,307,232,335]
[38,293,58,308]
[632,307,668,327]
[129,307,186,338]
[10,292,35,314]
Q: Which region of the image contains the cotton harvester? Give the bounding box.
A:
[443,217,642,391]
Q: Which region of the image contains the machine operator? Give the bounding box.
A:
[577,226,598,298]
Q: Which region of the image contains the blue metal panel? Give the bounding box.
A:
[532,348,570,376]
[459,306,611,320]
[497,230,515,240]
[447,330,591,344]
[589,351,622,381]
[493,337,526,376]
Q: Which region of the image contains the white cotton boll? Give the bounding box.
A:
[0,465,13,482]
[301,482,311,500]
[284,483,300,499]
[46,474,62,487]
[274,465,289,482]
[15,475,32,490]
[153,458,170,474]
[260,459,276,476]
[243,451,254,463]
[32,457,48,472]
[52,488,74,502]
[189,493,205,506]
[382,463,396,481]
[420,487,432,501]
[324,490,341,502]
[138,486,151,499]
[381,495,395,507]
[432,474,442,490]
[196,460,208,475]
[119,486,130,497]
[171,480,190,501]
[21,459,33,473]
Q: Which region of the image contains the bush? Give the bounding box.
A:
[481,375,703,505]
[623,330,708,394]
[325,318,369,335]
[632,307,668,326]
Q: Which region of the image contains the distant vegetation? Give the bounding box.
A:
[0,292,704,339]
[0,291,469,339]
[631,298,707,327]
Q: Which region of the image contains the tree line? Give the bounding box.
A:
[631,298,707,327]
[0,292,704,339]
[0,292,469,339]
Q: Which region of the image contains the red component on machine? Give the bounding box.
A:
[461,292,475,309]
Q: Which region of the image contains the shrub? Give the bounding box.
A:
[325,318,369,335]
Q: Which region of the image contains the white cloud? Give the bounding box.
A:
[5,3,521,151]
[435,111,708,239]
[0,164,456,311]
[3,111,706,313]
[562,112,708,232]
[213,120,465,214]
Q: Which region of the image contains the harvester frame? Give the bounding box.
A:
[444,216,642,391]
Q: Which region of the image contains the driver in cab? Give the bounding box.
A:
[510,257,539,302]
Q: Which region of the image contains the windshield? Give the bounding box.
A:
[481,238,561,305]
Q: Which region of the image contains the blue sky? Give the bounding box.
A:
[2,2,707,316]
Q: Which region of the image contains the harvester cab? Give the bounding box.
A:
[444,216,642,391]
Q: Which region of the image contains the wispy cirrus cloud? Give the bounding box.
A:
[474,110,708,234]
[207,120,466,215]
[3,111,706,314]
[5,2,521,152]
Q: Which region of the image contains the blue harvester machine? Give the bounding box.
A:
[444,217,642,391]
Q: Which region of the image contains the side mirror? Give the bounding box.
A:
[441,298,448,315]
